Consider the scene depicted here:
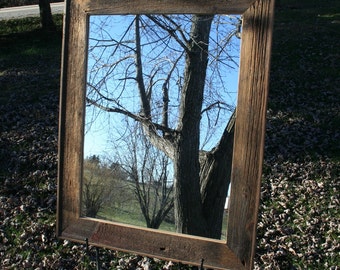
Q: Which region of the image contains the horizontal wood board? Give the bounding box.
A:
[81,0,256,14]
[60,218,244,269]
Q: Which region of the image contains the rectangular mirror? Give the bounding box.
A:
[83,14,241,240]
[57,0,275,269]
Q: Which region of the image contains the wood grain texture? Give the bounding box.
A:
[226,0,275,268]
[57,0,88,234]
[61,218,244,269]
[57,0,275,269]
[80,0,255,15]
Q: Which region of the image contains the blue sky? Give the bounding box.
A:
[84,14,241,161]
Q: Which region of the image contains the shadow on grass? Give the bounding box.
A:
[0,15,63,105]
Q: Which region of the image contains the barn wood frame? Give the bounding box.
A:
[57,0,275,269]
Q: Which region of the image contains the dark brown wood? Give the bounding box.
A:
[82,0,255,15]
[226,0,275,268]
[57,0,275,269]
[57,0,88,234]
[60,218,244,269]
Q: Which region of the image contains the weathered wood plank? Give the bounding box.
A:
[226,0,275,268]
[61,218,245,269]
[58,0,275,269]
[80,0,255,14]
[57,0,88,234]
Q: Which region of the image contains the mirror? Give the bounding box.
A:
[57,0,275,268]
[82,14,241,240]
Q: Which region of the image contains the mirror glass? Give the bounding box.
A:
[82,14,241,240]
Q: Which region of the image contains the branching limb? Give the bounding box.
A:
[135,15,151,119]
[146,15,190,53]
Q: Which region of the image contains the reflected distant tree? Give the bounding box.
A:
[117,122,174,229]
[86,15,240,238]
[110,162,129,181]
[82,155,114,217]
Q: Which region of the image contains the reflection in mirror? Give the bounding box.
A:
[83,14,241,240]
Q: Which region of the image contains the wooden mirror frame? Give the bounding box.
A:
[57,0,275,269]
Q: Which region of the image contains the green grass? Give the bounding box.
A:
[99,206,177,232]
[268,0,340,161]
[0,15,63,105]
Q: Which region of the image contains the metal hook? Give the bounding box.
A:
[95,246,100,270]
[85,238,89,254]
[84,238,100,270]
[200,258,204,270]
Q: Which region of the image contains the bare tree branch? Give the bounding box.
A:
[135,15,151,119]
[146,15,190,53]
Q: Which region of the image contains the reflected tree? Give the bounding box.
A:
[82,155,124,218]
[86,14,240,238]
[117,122,174,229]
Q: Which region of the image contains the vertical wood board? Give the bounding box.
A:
[57,0,88,233]
[227,0,275,268]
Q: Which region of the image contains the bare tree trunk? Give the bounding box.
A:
[39,0,55,31]
[200,111,235,239]
[173,15,213,237]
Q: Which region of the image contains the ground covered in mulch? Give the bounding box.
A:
[0,1,339,269]
[254,1,340,268]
